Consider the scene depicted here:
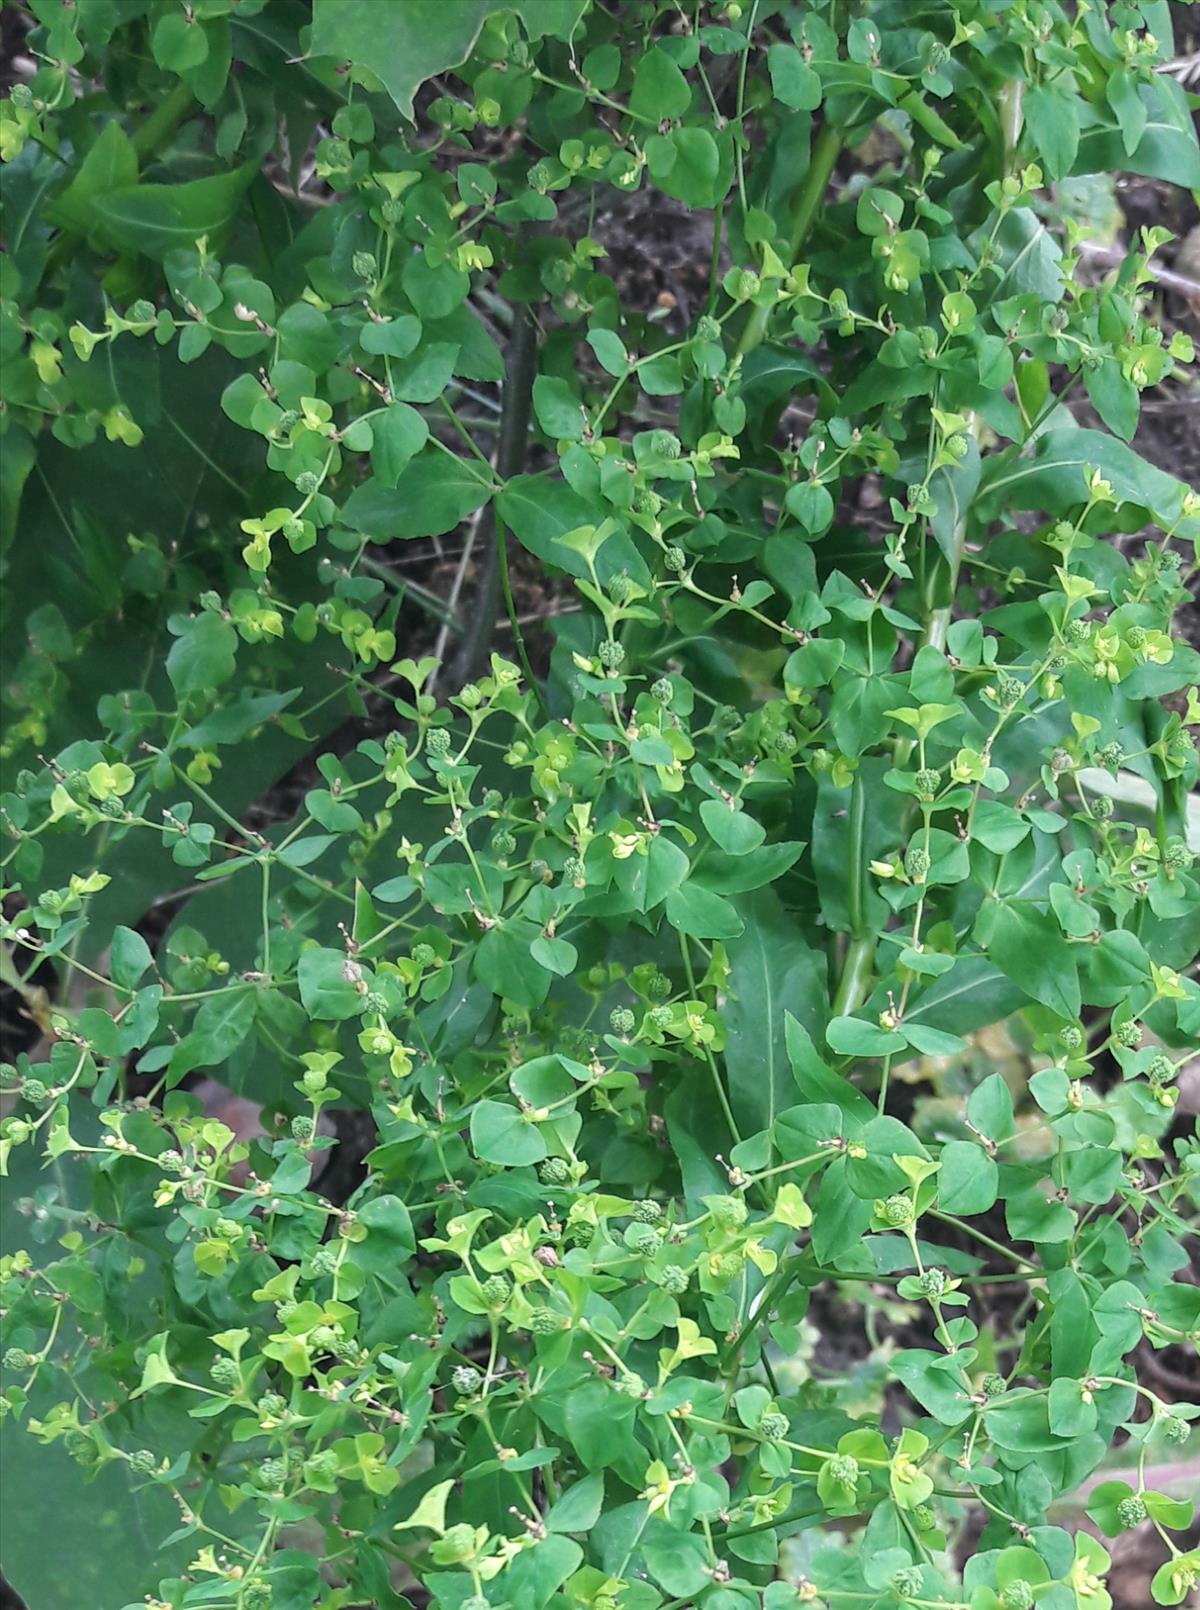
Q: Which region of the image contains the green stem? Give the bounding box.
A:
[496,508,549,720]
[131,79,197,161]
[832,771,875,1015]
[736,120,842,358]
[450,297,538,686]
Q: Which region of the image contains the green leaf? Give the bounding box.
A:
[724,890,827,1135]
[1024,84,1079,179]
[86,164,257,259]
[298,947,371,1021]
[545,1471,604,1533]
[977,428,1199,538]
[166,613,237,696]
[342,456,492,540]
[826,1016,906,1057]
[310,0,587,121]
[768,44,822,111]
[474,921,552,1008]
[359,315,422,359]
[152,11,209,72]
[938,1139,998,1215]
[981,904,1081,1020]
[45,120,138,235]
[110,925,152,990]
[532,375,584,441]
[470,1099,547,1166]
[390,341,459,405]
[664,883,744,941]
[699,797,764,855]
[1005,1186,1076,1244]
[630,46,691,121]
[370,403,429,488]
[785,1013,875,1119]
[649,126,722,208]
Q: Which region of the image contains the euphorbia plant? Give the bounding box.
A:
[1,2,1198,1609]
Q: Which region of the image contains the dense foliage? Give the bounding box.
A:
[1,3,1199,1609]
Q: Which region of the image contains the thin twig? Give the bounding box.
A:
[1076,239,1200,301]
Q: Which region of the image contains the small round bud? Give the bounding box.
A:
[259,1456,289,1490]
[914,768,940,802]
[3,1348,33,1371]
[258,1392,287,1419]
[760,1411,789,1442]
[829,1453,859,1485]
[632,1199,663,1225]
[1065,618,1092,646]
[660,1265,689,1295]
[1147,1054,1174,1085]
[1125,625,1147,652]
[892,1567,923,1599]
[294,470,320,497]
[598,640,625,671]
[452,1364,482,1394]
[649,1004,674,1029]
[1059,1025,1083,1050]
[352,251,378,282]
[439,1523,478,1563]
[1117,1495,1147,1529]
[913,1503,936,1531]
[491,829,516,857]
[20,1079,48,1105]
[1159,1414,1188,1444]
[480,1275,511,1308]
[1096,741,1124,771]
[1091,795,1114,821]
[310,1245,339,1277]
[708,1194,748,1231]
[609,1006,635,1036]
[904,846,930,883]
[881,1194,915,1227]
[528,1306,561,1336]
[609,573,635,603]
[627,1222,662,1255]
[210,1356,241,1390]
[291,1115,315,1142]
[917,1268,947,1298]
[1163,837,1192,871]
[1114,1019,1142,1049]
[999,1581,1033,1610]
[539,1157,571,1186]
[302,1067,327,1095]
[647,972,671,1002]
[412,943,437,968]
[981,1372,1006,1398]
[664,546,687,572]
[650,677,673,705]
[996,672,1024,707]
[426,728,451,757]
[309,1324,338,1351]
[129,1449,157,1474]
